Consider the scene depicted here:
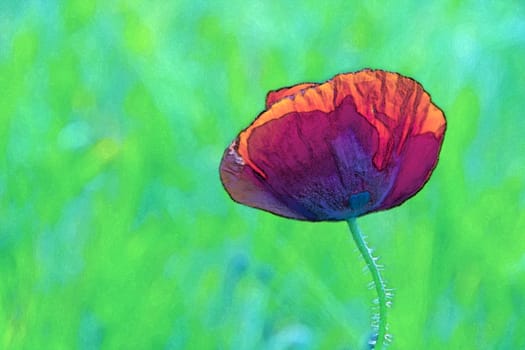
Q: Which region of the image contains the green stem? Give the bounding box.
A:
[346,218,389,349]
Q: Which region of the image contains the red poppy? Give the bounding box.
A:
[220,69,446,221]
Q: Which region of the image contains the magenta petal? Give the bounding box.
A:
[220,70,446,221]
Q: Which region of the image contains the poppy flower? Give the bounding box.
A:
[220,69,446,221]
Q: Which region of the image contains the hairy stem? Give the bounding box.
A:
[346,218,389,349]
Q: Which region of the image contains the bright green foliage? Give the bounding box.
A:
[1,1,524,349]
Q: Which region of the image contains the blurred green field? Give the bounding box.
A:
[1,1,525,349]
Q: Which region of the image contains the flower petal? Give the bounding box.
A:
[220,69,446,221]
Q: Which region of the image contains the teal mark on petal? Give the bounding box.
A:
[349,191,371,211]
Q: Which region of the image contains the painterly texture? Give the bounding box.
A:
[221,70,446,220]
[2,1,524,349]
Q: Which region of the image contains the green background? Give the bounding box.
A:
[1,1,524,349]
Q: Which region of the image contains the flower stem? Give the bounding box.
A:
[346,217,389,349]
